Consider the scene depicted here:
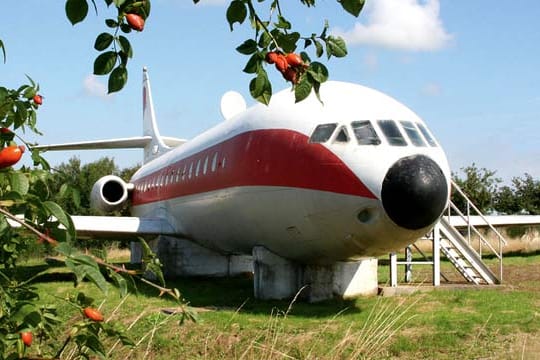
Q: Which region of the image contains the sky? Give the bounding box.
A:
[1,0,539,183]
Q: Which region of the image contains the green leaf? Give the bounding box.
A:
[277,32,301,53]
[105,18,118,28]
[0,39,6,63]
[8,172,29,196]
[275,15,291,30]
[94,33,114,51]
[249,71,272,105]
[117,36,133,58]
[294,75,313,103]
[258,32,272,48]
[338,0,365,17]
[307,62,329,83]
[315,40,324,58]
[65,0,89,25]
[326,36,348,58]
[242,53,261,74]
[108,66,128,93]
[226,0,247,31]
[109,270,128,297]
[72,187,81,208]
[81,264,109,293]
[93,51,117,75]
[43,200,71,230]
[55,241,75,258]
[236,39,258,55]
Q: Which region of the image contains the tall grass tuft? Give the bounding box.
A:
[201,288,421,359]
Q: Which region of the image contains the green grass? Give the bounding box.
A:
[10,253,540,359]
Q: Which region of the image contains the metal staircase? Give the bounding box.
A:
[389,180,507,286]
[438,217,499,284]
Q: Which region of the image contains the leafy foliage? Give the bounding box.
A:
[224,0,363,104]
[494,173,540,215]
[452,164,501,214]
[66,0,364,100]
[452,164,540,216]
[66,0,151,93]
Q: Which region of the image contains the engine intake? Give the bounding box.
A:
[90,175,132,213]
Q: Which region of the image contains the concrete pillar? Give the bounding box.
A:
[229,255,254,275]
[150,236,230,277]
[303,265,334,302]
[332,259,378,298]
[130,241,142,264]
[253,246,301,300]
[253,246,378,301]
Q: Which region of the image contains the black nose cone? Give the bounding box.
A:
[382,155,448,230]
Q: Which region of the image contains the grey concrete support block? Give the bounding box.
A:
[228,255,253,275]
[150,236,230,277]
[303,265,334,302]
[130,241,142,264]
[333,258,378,298]
[253,246,301,300]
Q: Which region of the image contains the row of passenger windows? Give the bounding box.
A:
[309,120,438,147]
[135,152,227,192]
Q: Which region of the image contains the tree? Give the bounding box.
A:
[51,156,140,216]
[508,173,540,215]
[0,1,365,357]
[451,163,501,214]
[493,185,521,215]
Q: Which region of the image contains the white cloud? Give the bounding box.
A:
[83,75,110,99]
[334,0,452,52]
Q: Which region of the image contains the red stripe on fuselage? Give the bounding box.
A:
[131,129,376,205]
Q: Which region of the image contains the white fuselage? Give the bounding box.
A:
[129,82,451,264]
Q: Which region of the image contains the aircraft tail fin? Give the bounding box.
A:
[32,68,186,163]
[142,67,175,163]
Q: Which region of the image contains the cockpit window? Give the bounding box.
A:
[309,123,337,143]
[417,123,438,147]
[351,121,381,145]
[400,121,427,147]
[334,127,350,143]
[377,120,407,146]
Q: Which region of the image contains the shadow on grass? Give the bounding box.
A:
[162,275,362,317]
[6,261,363,318]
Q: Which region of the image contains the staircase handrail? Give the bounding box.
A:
[448,180,507,247]
[447,180,506,281]
[447,201,505,257]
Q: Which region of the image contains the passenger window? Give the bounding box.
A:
[211,152,218,172]
[182,165,186,181]
[377,120,407,146]
[309,123,337,143]
[203,156,208,175]
[417,123,438,147]
[400,121,426,147]
[334,127,349,143]
[188,163,193,179]
[351,121,381,145]
[196,160,201,177]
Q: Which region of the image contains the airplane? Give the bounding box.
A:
[36,67,451,301]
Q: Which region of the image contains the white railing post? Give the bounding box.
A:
[389,252,398,287]
[405,246,412,283]
[433,223,441,286]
